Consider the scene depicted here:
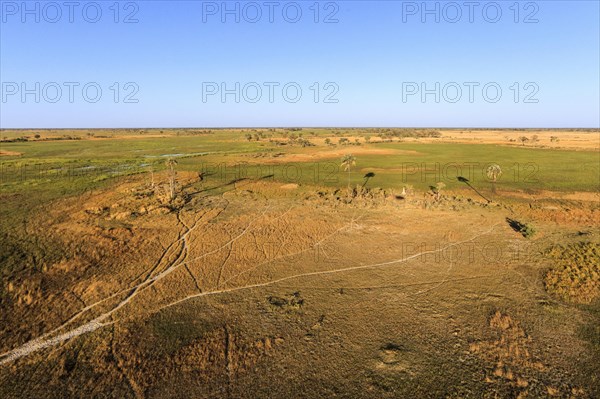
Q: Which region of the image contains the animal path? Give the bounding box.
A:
[29,205,215,341]
[0,218,499,366]
[0,203,270,366]
[157,223,500,312]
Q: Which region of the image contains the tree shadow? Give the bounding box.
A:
[506,217,536,238]
[362,172,375,188]
[506,217,524,232]
[188,178,248,196]
[457,176,491,203]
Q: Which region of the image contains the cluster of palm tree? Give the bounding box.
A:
[340,155,505,203]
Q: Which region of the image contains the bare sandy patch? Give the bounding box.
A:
[262,148,422,164]
[0,150,23,156]
[280,183,299,190]
[434,129,600,151]
[503,190,600,202]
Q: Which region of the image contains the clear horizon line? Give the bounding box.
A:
[2,127,599,131]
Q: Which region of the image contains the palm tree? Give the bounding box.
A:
[486,164,502,194]
[341,154,356,189]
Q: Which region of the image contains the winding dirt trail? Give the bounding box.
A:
[157,223,500,312]
[0,201,273,366]
[28,205,217,342]
[0,222,498,366]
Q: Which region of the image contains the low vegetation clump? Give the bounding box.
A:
[310,185,392,208]
[346,185,388,202]
[372,128,442,140]
[467,311,583,398]
[428,182,446,201]
[544,242,600,304]
[267,292,305,312]
[507,218,536,238]
[519,223,536,238]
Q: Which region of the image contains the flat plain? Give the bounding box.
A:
[0,128,598,398]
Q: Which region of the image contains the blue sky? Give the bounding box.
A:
[1,0,599,128]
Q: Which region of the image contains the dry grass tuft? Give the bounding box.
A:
[544,242,600,304]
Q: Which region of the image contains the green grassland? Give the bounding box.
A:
[1,130,597,269]
[1,129,598,194]
[0,129,598,243]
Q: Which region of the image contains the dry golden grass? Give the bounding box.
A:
[1,171,599,398]
[435,129,600,150]
[544,242,600,304]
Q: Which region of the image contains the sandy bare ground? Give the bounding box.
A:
[501,190,600,202]
[435,129,600,150]
[256,147,422,164]
[0,150,22,156]
[307,129,599,151]
[1,174,598,398]
[0,219,498,366]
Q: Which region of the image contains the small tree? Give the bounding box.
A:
[148,164,156,188]
[299,138,313,147]
[365,135,371,143]
[324,138,331,146]
[486,164,502,194]
[531,135,539,143]
[430,182,446,201]
[550,136,559,143]
[165,158,178,202]
[519,136,529,146]
[341,154,356,189]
